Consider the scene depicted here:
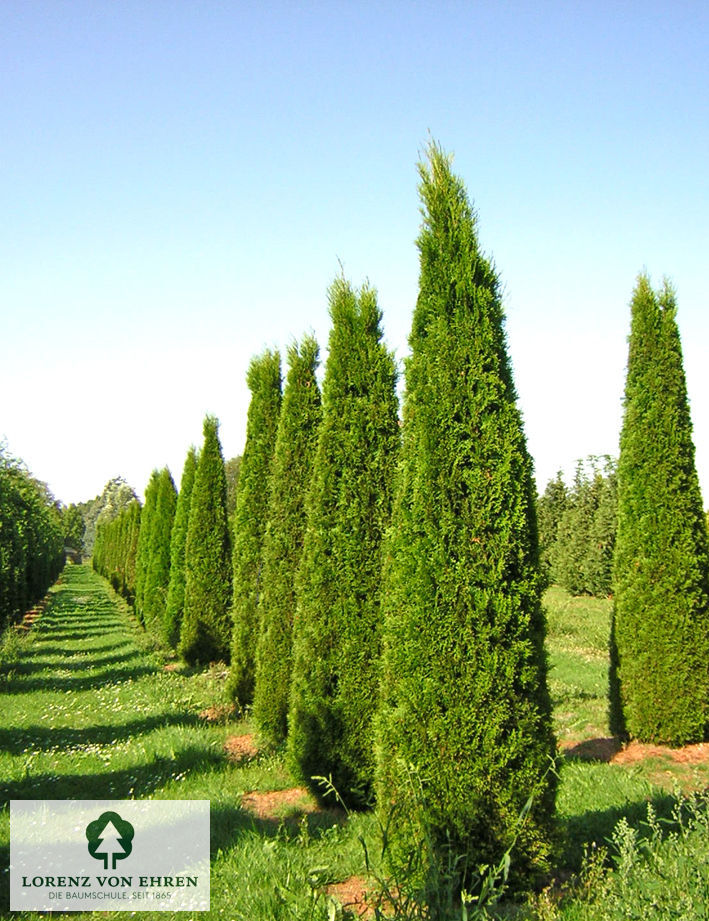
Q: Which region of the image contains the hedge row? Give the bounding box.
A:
[0,449,65,630]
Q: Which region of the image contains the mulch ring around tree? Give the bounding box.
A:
[224,732,260,763]
[561,736,709,766]
[239,784,347,826]
[200,702,238,724]
[240,786,319,819]
[325,876,374,919]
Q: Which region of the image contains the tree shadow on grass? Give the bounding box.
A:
[0,745,225,803]
[6,646,141,676]
[5,662,158,694]
[209,801,346,858]
[560,788,679,871]
[0,843,9,914]
[0,711,204,755]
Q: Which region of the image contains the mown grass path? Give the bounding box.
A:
[0,565,365,920]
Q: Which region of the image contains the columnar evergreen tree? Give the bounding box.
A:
[612,274,709,745]
[165,446,198,648]
[537,471,567,582]
[133,470,160,624]
[93,499,141,603]
[287,278,399,808]
[253,336,322,747]
[585,458,617,597]
[375,145,556,893]
[179,416,232,666]
[550,457,617,596]
[142,467,177,636]
[228,350,282,705]
[122,500,142,604]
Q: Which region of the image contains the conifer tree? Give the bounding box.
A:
[375,144,556,892]
[253,336,322,747]
[134,470,160,623]
[165,446,198,648]
[550,458,616,596]
[142,467,177,636]
[179,416,232,665]
[122,500,141,604]
[537,471,567,583]
[287,278,399,808]
[612,274,709,745]
[228,350,282,705]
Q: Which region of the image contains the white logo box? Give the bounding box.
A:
[10,800,210,912]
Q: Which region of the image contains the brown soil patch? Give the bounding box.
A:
[561,736,709,766]
[199,703,237,723]
[163,663,181,672]
[326,876,373,918]
[612,741,709,765]
[224,733,259,763]
[241,787,317,819]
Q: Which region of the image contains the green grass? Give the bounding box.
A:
[0,565,372,920]
[2,571,708,920]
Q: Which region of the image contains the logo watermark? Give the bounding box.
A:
[10,800,210,911]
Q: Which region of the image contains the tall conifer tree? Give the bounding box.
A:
[612,274,709,744]
[165,446,198,648]
[375,144,556,892]
[228,350,282,705]
[142,467,177,636]
[134,470,160,623]
[287,278,399,808]
[253,336,322,747]
[180,416,232,665]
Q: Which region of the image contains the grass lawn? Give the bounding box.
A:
[1,567,708,919]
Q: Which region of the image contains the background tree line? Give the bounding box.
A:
[0,445,65,631]
[538,456,618,597]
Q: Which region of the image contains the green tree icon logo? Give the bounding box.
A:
[86,811,135,870]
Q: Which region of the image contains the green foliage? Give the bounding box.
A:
[224,455,242,522]
[133,470,160,624]
[62,504,86,557]
[253,336,322,748]
[228,350,282,705]
[537,470,567,583]
[141,467,177,637]
[164,446,198,648]
[179,415,232,666]
[287,277,399,809]
[548,458,617,597]
[0,446,64,630]
[81,476,138,557]
[93,499,141,603]
[374,143,556,893]
[556,798,709,920]
[611,274,709,745]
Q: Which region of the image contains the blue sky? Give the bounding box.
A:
[1,1,708,505]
